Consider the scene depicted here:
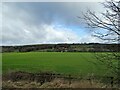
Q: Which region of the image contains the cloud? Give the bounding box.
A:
[80,35,102,43]
[2,2,104,46]
[0,3,2,45]
[2,24,81,45]
[2,3,81,45]
[3,2,103,26]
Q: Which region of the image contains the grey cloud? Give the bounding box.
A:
[3,2,103,26]
[2,2,104,45]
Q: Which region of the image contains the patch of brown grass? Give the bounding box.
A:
[2,78,105,88]
[41,78,104,88]
[2,71,112,88]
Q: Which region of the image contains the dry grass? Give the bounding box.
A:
[0,75,2,89]
[2,78,105,88]
[41,78,104,88]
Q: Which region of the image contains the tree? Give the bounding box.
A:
[81,1,120,42]
[79,0,120,87]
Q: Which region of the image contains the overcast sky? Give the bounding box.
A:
[2,2,105,46]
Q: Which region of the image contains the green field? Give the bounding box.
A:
[2,52,111,76]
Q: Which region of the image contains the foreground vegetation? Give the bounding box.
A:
[3,78,105,88]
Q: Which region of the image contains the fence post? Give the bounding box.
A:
[110,77,113,88]
[68,75,72,85]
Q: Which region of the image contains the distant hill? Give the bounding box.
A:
[1,43,120,52]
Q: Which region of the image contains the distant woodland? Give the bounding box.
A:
[1,43,120,53]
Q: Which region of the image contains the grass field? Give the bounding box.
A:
[2,52,112,76]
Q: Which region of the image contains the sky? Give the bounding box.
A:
[2,2,106,46]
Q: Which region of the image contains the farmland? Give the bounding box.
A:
[2,52,111,76]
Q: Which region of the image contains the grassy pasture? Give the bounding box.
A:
[2,52,113,76]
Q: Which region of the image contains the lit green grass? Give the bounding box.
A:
[2,52,110,76]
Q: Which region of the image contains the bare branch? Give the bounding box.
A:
[81,0,120,42]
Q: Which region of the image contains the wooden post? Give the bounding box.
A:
[68,75,72,85]
[110,77,113,88]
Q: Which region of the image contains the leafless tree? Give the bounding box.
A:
[79,0,120,87]
[81,0,120,42]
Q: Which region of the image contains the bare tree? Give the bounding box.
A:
[79,0,120,87]
[81,0,120,42]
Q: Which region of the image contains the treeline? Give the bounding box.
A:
[1,43,120,52]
